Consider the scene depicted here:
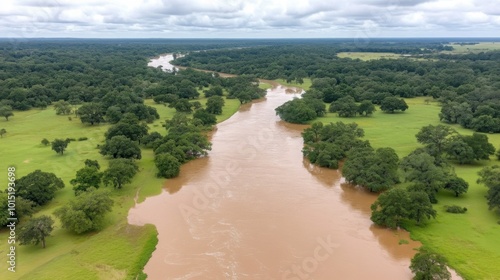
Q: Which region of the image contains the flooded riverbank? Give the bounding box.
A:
[129,55,461,279]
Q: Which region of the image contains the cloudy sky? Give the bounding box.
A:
[1,0,499,38]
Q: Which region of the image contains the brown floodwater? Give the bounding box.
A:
[129,56,462,279]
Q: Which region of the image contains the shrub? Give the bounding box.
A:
[78,137,88,141]
[444,205,467,214]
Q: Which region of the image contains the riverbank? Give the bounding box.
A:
[317,97,500,279]
[0,88,243,280]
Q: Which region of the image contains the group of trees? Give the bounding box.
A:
[416,124,495,165]
[275,97,326,124]
[152,113,212,178]
[0,170,64,228]
[301,122,368,168]
[477,165,500,214]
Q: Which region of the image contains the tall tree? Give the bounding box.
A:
[416,125,456,160]
[0,105,13,121]
[380,96,409,113]
[18,215,54,248]
[51,138,69,155]
[410,250,451,280]
[102,159,139,189]
[54,189,114,234]
[370,188,410,229]
[77,103,104,125]
[400,151,447,203]
[53,100,72,115]
[70,166,103,194]
[477,165,500,211]
[16,170,65,206]
[206,95,225,115]
[99,135,141,159]
[408,191,437,224]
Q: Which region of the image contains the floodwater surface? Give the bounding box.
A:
[129,56,461,279]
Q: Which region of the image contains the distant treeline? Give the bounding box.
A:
[175,43,500,133]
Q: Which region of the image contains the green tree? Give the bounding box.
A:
[477,165,500,211]
[408,191,437,224]
[410,250,451,280]
[275,98,317,124]
[329,96,358,117]
[343,147,400,192]
[380,96,409,113]
[54,189,114,234]
[400,151,447,203]
[173,99,193,113]
[51,138,69,155]
[18,215,54,248]
[100,135,141,159]
[206,95,225,115]
[0,194,36,226]
[41,138,50,146]
[53,100,72,115]
[444,135,475,164]
[193,108,217,126]
[462,133,496,161]
[0,128,6,138]
[105,106,123,124]
[84,159,101,170]
[102,159,139,189]
[155,153,181,178]
[0,105,13,121]
[77,103,104,125]
[16,170,65,205]
[204,86,224,97]
[443,175,469,197]
[370,188,410,229]
[357,100,376,116]
[416,125,456,159]
[105,122,148,142]
[70,166,102,194]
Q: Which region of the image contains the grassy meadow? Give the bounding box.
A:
[444,42,500,54]
[336,52,403,60]
[0,95,240,280]
[317,97,500,280]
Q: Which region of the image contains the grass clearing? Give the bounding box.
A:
[337,52,402,60]
[0,96,240,280]
[317,96,500,279]
[275,78,312,91]
[443,42,500,54]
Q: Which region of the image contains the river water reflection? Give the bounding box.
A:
[128,56,461,279]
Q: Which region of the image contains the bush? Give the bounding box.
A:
[78,137,88,141]
[65,138,76,142]
[444,205,467,214]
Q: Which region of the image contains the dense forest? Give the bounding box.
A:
[175,42,500,133]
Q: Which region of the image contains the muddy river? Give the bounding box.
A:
[128,55,460,279]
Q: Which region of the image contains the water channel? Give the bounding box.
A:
[128,54,460,280]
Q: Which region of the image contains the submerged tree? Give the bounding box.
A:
[410,249,451,280]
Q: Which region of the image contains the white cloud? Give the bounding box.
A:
[0,0,499,37]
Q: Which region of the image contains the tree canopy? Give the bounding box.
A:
[16,170,65,206]
[18,215,54,248]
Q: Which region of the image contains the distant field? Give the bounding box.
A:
[0,96,240,280]
[444,42,500,53]
[336,52,402,60]
[316,97,500,280]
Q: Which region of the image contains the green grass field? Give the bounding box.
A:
[0,96,240,280]
[444,42,500,54]
[317,97,500,280]
[275,78,312,91]
[336,52,403,61]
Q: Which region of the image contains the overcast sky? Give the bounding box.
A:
[1,0,499,38]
